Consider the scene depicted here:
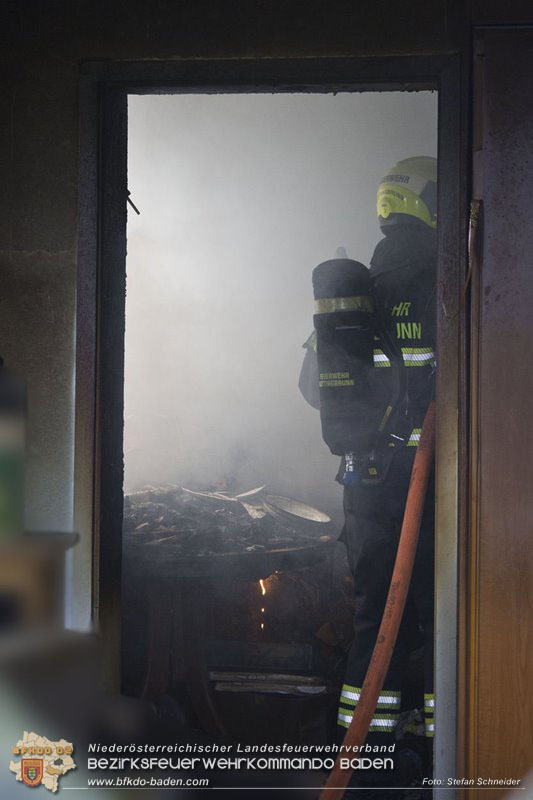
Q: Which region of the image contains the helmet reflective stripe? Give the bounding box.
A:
[377,156,437,229]
[377,183,436,228]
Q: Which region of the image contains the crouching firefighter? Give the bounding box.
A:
[299,157,437,777]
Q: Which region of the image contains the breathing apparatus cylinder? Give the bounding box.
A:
[312,259,378,456]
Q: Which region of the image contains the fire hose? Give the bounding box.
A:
[320,399,436,800]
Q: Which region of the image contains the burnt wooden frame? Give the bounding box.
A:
[75,55,467,779]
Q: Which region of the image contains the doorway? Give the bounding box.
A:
[122,90,438,753]
[72,57,464,792]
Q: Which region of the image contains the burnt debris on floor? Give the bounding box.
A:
[121,483,428,783]
[123,484,334,556]
[121,484,355,744]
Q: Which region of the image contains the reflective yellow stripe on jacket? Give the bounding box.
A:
[373,347,436,368]
[338,684,401,732]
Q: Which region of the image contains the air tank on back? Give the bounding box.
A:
[312,258,376,456]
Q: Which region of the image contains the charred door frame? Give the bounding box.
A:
[75,55,467,777]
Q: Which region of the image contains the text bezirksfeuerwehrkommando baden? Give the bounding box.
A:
[87,742,396,773]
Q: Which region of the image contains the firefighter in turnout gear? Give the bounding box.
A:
[300,156,437,778]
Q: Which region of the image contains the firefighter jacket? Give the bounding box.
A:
[368,224,436,479]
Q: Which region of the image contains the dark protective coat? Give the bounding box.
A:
[338,224,436,748]
[298,224,436,749]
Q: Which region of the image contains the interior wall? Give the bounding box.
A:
[467,28,533,797]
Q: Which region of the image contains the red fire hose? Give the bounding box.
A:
[320,399,436,800]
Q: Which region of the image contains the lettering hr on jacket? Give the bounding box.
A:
[391,301,422,340]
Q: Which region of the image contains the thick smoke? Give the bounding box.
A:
[125,92,437,525]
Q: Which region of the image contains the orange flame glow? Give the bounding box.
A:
[259,579,266,596]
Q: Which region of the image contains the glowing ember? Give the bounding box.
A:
[261,607,265,613]
[259,579,266,596]
[261,623,265,630]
